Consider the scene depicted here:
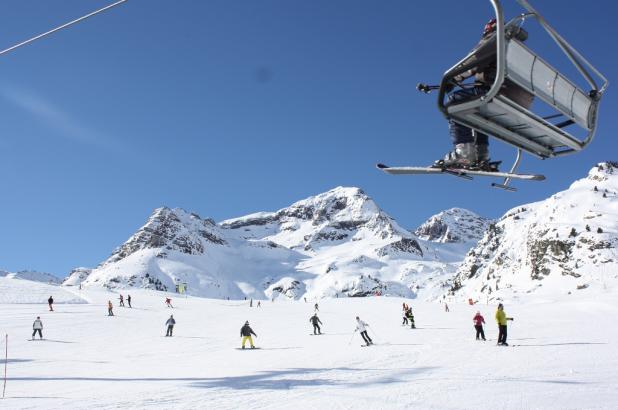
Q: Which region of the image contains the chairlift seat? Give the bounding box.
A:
[438,0,607,160]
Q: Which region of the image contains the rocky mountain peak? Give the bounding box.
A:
[104,207,226,266]
[447,163,618,302]
[415,208,491,244]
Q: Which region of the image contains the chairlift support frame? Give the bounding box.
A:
[437,0,608,190]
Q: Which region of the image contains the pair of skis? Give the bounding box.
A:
[376,163,544,191]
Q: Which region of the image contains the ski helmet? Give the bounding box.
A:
[482,18,497,37]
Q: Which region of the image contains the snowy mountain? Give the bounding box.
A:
[415,208,492,244]
[0,269,61,284]
[65,187,479,300]
[447,162,618,302]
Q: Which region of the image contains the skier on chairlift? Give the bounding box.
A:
[428,18,533,171]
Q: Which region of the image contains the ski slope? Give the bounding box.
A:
[1,288,617,409]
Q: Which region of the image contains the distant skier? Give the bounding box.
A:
[165,315,176,337]
[48,296,54,311]
[257,301,261,308]
[108,300,114,316]
[119,294,125,307]
[444,303,450,313]
[32,316,43,340]
[402,308,409,326]
[127,294,132,308]
[495,303,514,346]
[355,316,373,346]
[314,303,319,312]
[406,308,416,329]
[165,298,173,308]
[250,298,253,307]
[309,313,322,335]
[240,321,257,349]
[473,311,486,341]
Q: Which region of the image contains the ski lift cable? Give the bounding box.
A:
[0,0,128,57]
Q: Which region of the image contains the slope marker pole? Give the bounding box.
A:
[2,334,7,399]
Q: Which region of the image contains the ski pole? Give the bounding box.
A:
[348,331,356,345]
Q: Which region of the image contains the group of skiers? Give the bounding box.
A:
[470,303,514,345]
[402,303,416,329]
[32,294,515,348]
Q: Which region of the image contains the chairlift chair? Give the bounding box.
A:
[436,0,608,189]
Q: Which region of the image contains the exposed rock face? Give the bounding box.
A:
[415,208,491,244]
[447,163,618,302]
[107,207,226,265]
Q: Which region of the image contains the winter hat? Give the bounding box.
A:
[245,321,249,325]
[355,316,359,320]
[498,303,504,309]
[483,18,497,37]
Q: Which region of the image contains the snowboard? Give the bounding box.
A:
[376,163,545,181]
[235,347,261,350]
[309,333,324,336]
[28,339,45,341]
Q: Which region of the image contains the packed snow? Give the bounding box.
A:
[1,287,616,409]
[0,277,85,304]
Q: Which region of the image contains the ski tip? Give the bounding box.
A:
[376,163,389,170]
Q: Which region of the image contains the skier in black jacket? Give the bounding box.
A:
[165,315,176,337]
[309,313,322,335]
[240,321,257,349]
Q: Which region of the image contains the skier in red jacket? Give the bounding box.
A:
[473,311,486,341]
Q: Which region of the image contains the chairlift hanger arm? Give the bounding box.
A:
[0,0,128,57]
[514,0,609,96]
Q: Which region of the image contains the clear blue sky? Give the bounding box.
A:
[0,0,616,277]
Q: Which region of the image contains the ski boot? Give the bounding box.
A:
[433,142,478,170]
[475,144,501,172]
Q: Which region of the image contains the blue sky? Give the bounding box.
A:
[0,0,616,277]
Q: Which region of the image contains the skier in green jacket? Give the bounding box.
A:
[495,303,513,346]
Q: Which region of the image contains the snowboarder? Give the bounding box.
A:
[250,298,253,307]
[314,303,319,312]
[119,294,125,307]
[355,316,373,346]
[473,311,486,341]
[165,315,176,337]
[32,316,43,340]
[127,294,132,308]
[257,301,261,308]
[165,297,173,308]
[495,303,514,346]
[406,308,416,329]
[240,321,257,349]
[433,18,534,171]
[444,303,450,313]
[309,313,322,335]
[48,296,54,311]
[108,300,114,316]
[402,308,409,326]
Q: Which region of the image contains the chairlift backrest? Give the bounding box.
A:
[506,39,595,131]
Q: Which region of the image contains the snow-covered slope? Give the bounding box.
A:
[1,270,61,284]
[448,163,618,302]
[66,187,480,300]
[2,287,617,409]
[0,276,85,304]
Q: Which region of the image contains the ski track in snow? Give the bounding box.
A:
[1,287,617,409]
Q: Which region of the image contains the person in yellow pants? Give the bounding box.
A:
[240,321,257,349]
